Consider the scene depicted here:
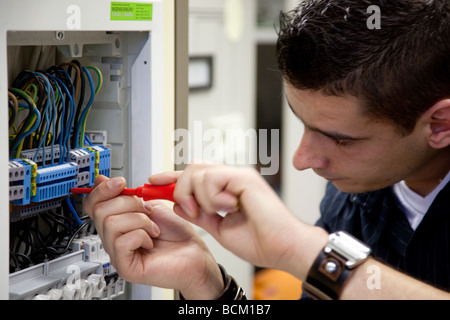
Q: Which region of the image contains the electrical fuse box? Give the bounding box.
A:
[1,0,183,300]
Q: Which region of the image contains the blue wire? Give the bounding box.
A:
[48,71,76,162]
[54,69,76,161]
[46,73,66,164]
[48,77,57,165]
[65,196,84,227]
[74,66,95,148]
[84,134,93,146]
[33,73,55,166]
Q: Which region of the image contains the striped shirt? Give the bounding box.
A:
[316,181,450,292]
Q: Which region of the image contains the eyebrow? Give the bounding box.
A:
[286,98,368,142]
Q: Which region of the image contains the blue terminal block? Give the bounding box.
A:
[31,162,79,203]
[88,145,111,178]
[35,162,79,184]
[32,179,78,203]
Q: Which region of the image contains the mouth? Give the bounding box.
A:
[323,177,345,182]
[313,170,345,182]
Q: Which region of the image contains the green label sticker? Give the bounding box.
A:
[111,2,153,21]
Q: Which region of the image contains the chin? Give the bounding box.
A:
[331,180,383,194]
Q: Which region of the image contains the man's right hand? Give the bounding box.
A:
[82,175,225,300]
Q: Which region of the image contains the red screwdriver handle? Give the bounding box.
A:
[134,183,176,202]
[71,183,176,202]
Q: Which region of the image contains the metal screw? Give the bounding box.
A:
[56,31,65,40]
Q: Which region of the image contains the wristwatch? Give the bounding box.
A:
[302,231,372,300]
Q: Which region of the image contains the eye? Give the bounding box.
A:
[331,138,353,147]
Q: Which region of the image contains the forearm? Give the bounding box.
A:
[285,224,450,300]
[340,258,450,300]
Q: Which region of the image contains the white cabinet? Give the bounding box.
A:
[1,0,184,300]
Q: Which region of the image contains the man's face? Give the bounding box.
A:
[286,84,434,193]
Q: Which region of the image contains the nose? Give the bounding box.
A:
[292,130,329,171]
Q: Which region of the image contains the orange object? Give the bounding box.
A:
[254,269,302,300]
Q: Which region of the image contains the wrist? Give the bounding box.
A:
[303,231,372,300]
[179,264,246,300]
[179,262,224,300]
[281,224,329,281]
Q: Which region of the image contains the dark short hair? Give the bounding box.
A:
[276,0,450,134]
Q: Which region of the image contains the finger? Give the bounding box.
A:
[173,165,203,218]
[111,229,155,278]
[93,175,109,187]
[145,200,199,242]
[83,176,127,217]
[199,167,239,213]
[89,195,152,237]
[148,171,183,185]
[102,212,160,254]
[173,204,224,239]
[180,165,239,215]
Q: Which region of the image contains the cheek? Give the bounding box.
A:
[330,142,397,176]
[342,140,424,187]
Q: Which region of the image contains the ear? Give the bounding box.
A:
[426,99,450,149]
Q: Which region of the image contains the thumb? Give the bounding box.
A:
[148,171,182,185]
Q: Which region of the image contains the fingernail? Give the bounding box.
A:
[152,222,160,236]
[180,204,197,219]
[107,177,124,189]
[143,201,153,214]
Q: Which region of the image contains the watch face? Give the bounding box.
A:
[326,231,371,268]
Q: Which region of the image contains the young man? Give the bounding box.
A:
[83,0,450,299]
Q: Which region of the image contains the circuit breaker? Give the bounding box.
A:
[1,0,179,300]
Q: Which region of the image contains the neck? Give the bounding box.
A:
[404,148,450,197]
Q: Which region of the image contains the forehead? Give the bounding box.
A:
[284,84,404,141]
[285,85,362,117]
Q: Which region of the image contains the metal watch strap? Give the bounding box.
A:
[302,249,351,300]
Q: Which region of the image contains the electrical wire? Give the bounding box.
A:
[8,92,18,130]
[32,72,56,166]
[9,60,103,272]
[45,67,77,162]
[80,65,103,147]
[46,73,66,164]
[74,66,96,148]
[84,134,93,146]
[86,65,103,95]
[10,204,92,271]
[8,88,41,158]
[65,196,84,227]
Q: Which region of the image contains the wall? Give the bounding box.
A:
[280,0,327,226]
[185,0,328,300]
[187,0,257,298]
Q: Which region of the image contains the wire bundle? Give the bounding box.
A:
[10,200,92,272]
[8,60,103,164]
[8,60,103,272]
